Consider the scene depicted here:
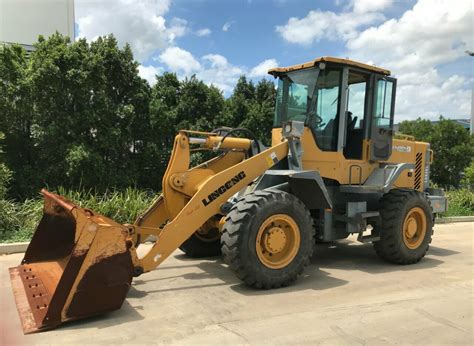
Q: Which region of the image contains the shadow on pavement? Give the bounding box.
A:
[56,300,144,332]
[229,267,348,296]
[51,239,457,330]
[131,256,349,297]
[428,246,460,257]
[130,239,456,298]
[313,240,446,274]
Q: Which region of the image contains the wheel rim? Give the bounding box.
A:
[402,207,427,249]
[195,227,220,243]
[194,218,220,243]
[256,214,300,269]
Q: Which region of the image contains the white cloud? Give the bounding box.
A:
[395,74,470,121]
[159,47,201,74]
[222,21,233,32]
[76,0,187,61]
[196,28,212,37]
[199,54,244,92]
[155,47,267,93]
[347,1,472,71]
[202,54,229,68]
[138,65,163,85]
[276,10,384,45]
[277,0,472,119]
[351,0,392,14]
[249,59,279,77]
[346,0,472,119]
[167,18,188,42]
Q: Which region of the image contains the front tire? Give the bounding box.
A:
[221,190,315,289]
[373,189,433,264]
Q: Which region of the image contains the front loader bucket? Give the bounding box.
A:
[8,189,135,334]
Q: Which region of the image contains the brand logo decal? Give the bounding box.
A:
[393,145,412,153]
[202,171,246,206]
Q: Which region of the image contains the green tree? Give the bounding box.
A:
[0,32,277,199]
[223,77,275,145]
[239,79,276,145]
[430,119,474,188]
[398,118,433,140]
[145,73,227,188]
[0,132,11,199]
[461,161,474,189]
[224,76,255,128]
[0,34,151,198]
[399,117,474,188]
[0,44,35,198]
[175,75,225,131]
[140,72,180,187]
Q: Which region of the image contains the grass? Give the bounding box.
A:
[0,188,155,243]
[0,187,473,243]
[443,188,474,217]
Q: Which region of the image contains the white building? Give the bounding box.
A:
[0,0,75,51]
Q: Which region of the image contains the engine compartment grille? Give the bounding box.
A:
[414,152,423,190]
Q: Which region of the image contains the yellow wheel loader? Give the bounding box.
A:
[9,57,447,333]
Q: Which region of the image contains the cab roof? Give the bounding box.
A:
[268,56,391,76]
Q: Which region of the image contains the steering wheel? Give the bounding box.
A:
[298,112,323,128]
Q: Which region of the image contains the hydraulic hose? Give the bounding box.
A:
[218,127,262,154]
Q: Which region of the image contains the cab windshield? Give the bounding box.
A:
[274,66,343,151]
[273,68,319,127]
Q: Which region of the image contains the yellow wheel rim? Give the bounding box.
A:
[195,228,220,242]
[402,207,427,249]
[194,218,220,243]
[256,214,300,269]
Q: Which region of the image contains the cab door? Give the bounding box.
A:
[369,76,397,161]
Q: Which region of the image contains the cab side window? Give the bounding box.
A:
[310,68,342,152]
[344,71,369,159]
[347,73,368,130]
[369,77,396,161]
[374,79,394,128]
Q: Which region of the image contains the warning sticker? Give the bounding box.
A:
[270,151,278,164]
[266,152,279,167]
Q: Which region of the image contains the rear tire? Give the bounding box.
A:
[221,190,315,289]
[179,229,221,258]
[373,189,433,264]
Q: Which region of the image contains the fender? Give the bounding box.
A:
[255,170,332,210]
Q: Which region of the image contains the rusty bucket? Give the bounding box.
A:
[9,189,135,333]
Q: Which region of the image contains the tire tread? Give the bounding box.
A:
[373,189,433,264]
[221,190,315,289]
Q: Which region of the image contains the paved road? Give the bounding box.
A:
[1,222,473,345]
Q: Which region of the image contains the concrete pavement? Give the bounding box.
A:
[1,222,473,345]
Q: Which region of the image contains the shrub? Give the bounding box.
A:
[0,199,21,241]
[444,189,474,217]
[461,161,474,189]
[0,163,11,199]
[55,187,155,224]
[0,187,155,243]
[1,186,472,243]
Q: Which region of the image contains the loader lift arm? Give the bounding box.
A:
[9,129,289,334]
[130,130,289,273]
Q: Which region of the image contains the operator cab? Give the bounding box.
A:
[269,57,396,161]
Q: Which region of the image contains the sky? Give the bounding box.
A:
[75,0,473,121]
